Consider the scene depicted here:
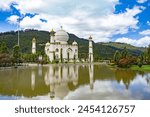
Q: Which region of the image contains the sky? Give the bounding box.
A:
[0,0,150,47]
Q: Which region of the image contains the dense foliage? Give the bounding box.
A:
[113,45,150,68]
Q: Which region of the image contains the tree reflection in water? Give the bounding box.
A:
[115,70,136,89]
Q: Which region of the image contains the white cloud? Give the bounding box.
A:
[19,15,47,29]
[7,15,19,24]
[13,0,118,16]
[115,36,150,47]
[137,0,147,3]
[0,0,145,43]
[0,0,14,10]
[64,80,134,100]
[147,21,150,26]
[140,29,150,35]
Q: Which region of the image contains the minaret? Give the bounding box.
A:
[89,36,93,62]
[32,37,36,54]
[50,29,55,43]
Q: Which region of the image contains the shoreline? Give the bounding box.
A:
[0,62,107,70]
[28,62,107,66]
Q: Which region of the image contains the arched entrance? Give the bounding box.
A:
[67,48,72,62]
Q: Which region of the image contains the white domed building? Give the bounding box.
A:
[45,27,79,62]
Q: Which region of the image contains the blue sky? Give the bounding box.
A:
[0,0,150,47]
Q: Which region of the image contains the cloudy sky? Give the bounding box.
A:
[0,0,150,47]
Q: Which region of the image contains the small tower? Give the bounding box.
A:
[89,36,93,62]
[50,29,55,43]
[32,37,36,54]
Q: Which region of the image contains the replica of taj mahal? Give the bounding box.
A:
[32,27,94,63]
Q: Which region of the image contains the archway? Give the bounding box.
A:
[67,48,72,62]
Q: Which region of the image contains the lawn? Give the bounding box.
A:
[130,65,150,71]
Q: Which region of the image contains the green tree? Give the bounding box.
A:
[147,45,150,64]
[114,50,121,64]
[143,51,147,63]
[13,45,21,63]
[0,54,14,67]
[0,42,8,54]
[141,54,144,62]
[121,47,128,58]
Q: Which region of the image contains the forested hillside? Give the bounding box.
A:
[0,30,144,60]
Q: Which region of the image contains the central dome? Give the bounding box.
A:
[55,28,69,43]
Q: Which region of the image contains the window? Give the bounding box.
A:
[55,48,59,52]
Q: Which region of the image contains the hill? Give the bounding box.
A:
[100,42,145,52]
[0,30,145,60]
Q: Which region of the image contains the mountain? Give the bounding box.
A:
[100,42,145,52]
[99,42,146,57]
[0,30,145,60]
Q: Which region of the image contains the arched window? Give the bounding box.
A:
[55,48,59,52]
[67,48,72,53]
[67,48,72,61]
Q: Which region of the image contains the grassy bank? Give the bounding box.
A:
[130,65,150,71]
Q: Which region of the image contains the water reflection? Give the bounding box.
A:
[89,64,94,90]
[0,64,150,100]
[115,70,136,89]
[31,71,35,91]
[44,65,79,99]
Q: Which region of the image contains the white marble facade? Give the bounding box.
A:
[45,27,79,62]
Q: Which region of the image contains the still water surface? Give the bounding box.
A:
[0,64,150,100]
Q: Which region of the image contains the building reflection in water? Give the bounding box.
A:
[31,70,35,91]
[38,65,43,76]
[44,65,79,99]
[89,64,94,90]
[29,64,150,100]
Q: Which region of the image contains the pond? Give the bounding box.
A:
[0,64,150,100]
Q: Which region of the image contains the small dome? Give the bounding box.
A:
[72,41,78,45]
[55,27,69,43]
[50,29,55,36]
[89,36,92,40]
[32,37,36,42]
[46,42,50,46]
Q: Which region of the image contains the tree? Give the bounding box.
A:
[121,47,128,58]
[0,54,14,67]
[140,54,144,62]
[113,50,121,64]
[118,56,137,68]
[0,42,8,54]
[143,51,147,63]
[13,45,21,63]
[147,45,150,64]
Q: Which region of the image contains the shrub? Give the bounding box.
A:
[0,54,14,67]
[138,62,143,68]
[118,56,137,68]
